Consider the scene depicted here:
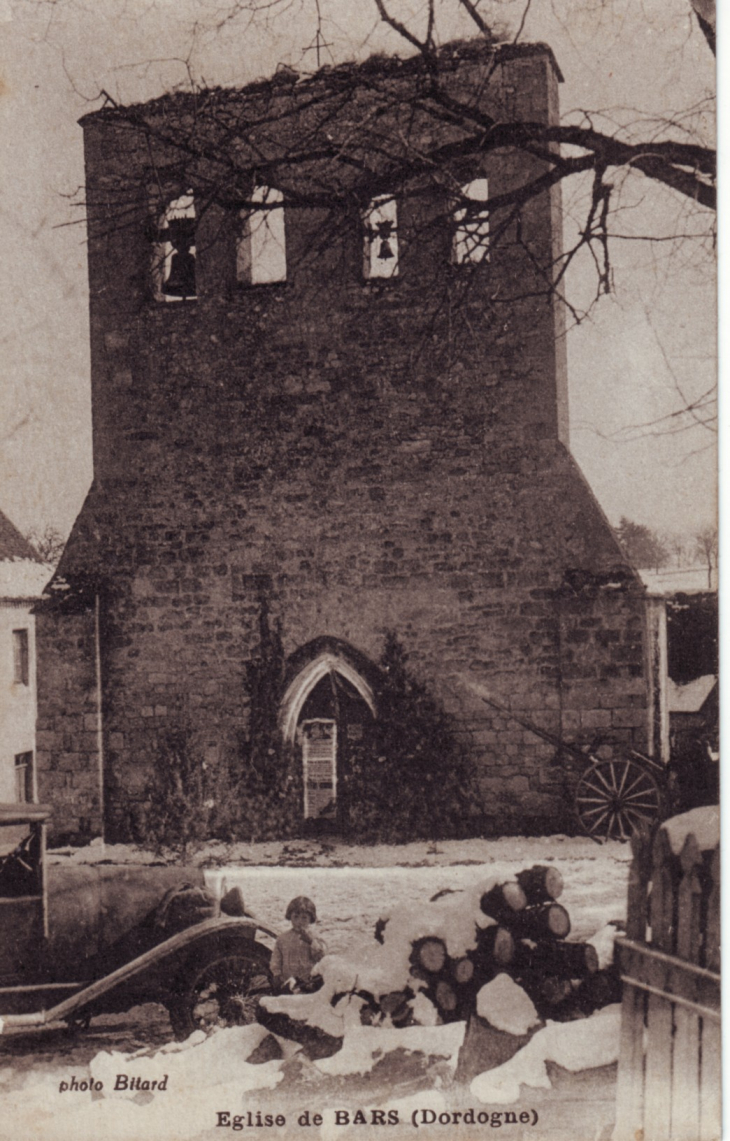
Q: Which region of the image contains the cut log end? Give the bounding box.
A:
[543,867,564,901]
[546,904,571,939]
[513,902,571,941]
[453,957,475,983]
[493,927,515,965]
[502,881,528,911]
[480,882,527,919]
[416,937,448,974]
[435,980,458,1012]
[476,924,515,967]
[516,864,564,904]
[584,943,599,975]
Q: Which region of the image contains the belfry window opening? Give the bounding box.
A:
[237,185,287,285]
[152,192,197,301]
[363,196,399,279]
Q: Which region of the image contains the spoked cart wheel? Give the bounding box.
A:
[575,756,663,841]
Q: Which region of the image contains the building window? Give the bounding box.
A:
[453,178,489,265]
[14,753,33,803]
[12,629,29,686]
[363,195,399,279]
[152,192,197,301]
[237,186,287,285]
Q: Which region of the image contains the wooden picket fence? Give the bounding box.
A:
[614,823,721,1141]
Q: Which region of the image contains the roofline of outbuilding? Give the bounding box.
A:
[78,39,563,127]
[0,509,43,563]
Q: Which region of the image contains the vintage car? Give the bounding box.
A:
[0,804,276,1040]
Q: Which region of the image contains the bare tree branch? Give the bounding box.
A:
[453,0,494,40]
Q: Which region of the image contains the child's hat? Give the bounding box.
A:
[286,895,317,922]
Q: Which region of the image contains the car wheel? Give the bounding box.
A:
[168,948,272,1041]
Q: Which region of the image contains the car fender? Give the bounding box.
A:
[0,917,275,1030]
[110,916,275,1003]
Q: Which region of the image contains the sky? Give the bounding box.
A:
[0,0,717,543]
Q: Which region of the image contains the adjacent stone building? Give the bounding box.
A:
[37,39,652,842]
[0,511,49,804]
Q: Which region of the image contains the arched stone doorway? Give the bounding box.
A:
[279,651,376,831]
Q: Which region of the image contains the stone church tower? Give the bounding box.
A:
[36,40,651,842]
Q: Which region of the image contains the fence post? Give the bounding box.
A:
[699,844,721,1141]
[705,844,720,972]
[614,827,653,1141]
[671,833,703,1138]
[625,823,652,940]
[643,828,676,1141]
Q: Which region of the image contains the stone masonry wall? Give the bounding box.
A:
[36,42,650,839]
[35,604,102,842]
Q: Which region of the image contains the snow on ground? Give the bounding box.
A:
[315,1021,466,1078]
[49,833,633,871]
[5,837,632,1141]
[47,833,632,949]
[476,975,540,1036]
[587,923,623,971]
[89,1024,283,1096]
[198,838,631,957]
[260,977,359,1037]
[47,833,632,964]
[470,1005,622,1105]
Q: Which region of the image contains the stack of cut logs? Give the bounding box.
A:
[366,865,620,1027]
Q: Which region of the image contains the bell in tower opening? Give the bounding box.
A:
[163,218,196,298]
[363,195,399,279]
[376,221,395,261]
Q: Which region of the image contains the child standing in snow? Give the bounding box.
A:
[271,896,326,992]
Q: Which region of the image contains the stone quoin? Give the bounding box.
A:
[34,39,651,842]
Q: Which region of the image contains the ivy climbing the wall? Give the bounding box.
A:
[342,633,483,843]
[141,596,302,854]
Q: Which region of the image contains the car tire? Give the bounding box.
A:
[168,943,272,1041]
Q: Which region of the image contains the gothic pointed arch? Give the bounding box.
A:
[279,639,378,827]
[279,645,376,744]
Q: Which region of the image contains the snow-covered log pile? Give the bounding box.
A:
[258,864,622,1051]
[363,864,621,1027]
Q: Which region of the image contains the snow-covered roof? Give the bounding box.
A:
[640,567,717,595]
[0,558,53,601]
[0,507,49,599]
[667,674,717,714]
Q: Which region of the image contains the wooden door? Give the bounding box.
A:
[301,719,337,820]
